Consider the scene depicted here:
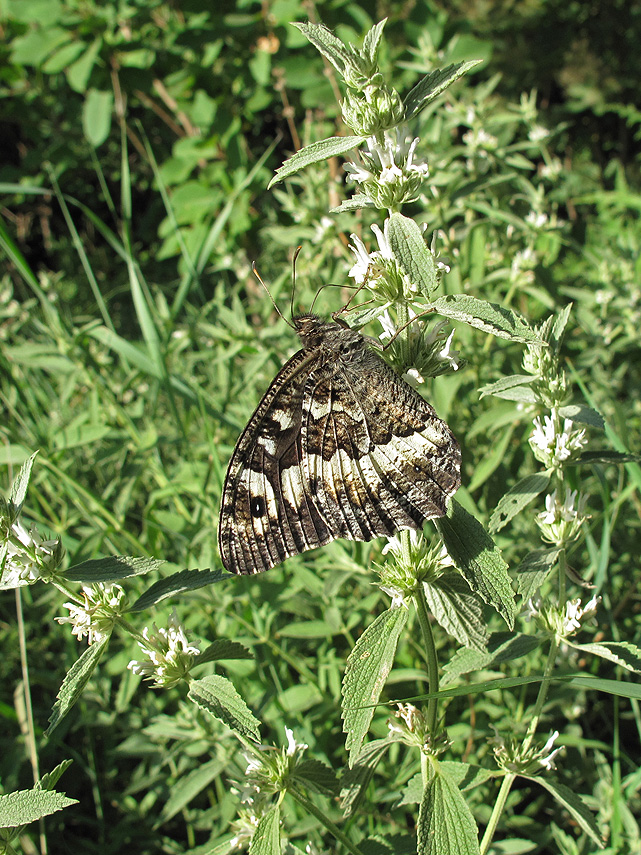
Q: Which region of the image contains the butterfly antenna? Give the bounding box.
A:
[252,262,295,329]
[291,246,302,319]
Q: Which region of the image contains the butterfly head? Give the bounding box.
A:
[293,312,358,349]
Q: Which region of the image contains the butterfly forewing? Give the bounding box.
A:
[218,314,461,575]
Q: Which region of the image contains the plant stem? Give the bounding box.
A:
[288,788,365,855]
[413,584,440,734]
[479,772,516,855]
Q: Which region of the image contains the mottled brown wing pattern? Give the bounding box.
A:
[218,314,461,575]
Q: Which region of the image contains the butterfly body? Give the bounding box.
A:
[219,314,461,575]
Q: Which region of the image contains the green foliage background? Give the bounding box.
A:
[1,0,640,852]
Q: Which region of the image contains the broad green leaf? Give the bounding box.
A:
[128,568,230,612]
[423,574,489,651]
[361,19,387,64]
[387,212,438,298]
[340,739,391,816]
[189,674,261,743]
[342,607,408,765]
[549,302,573,353]
[195,639,254,666]
[37,760,74,792]
[433,294,542,343]
[558,404,604,430]
[417,767,480,855]
[82,88,113,147]
[404,61,482,121]
[489,472,552,533]
[515,548,561,600]
[46,636,110,736]
[573,450,641,466]
[8,450,38,515]
[67,38,102,93]
[331,193,375,212]
[439,761,494,791]
[525,776,603,848]
[249,804,281,855]
[293,759,339,797]
[159,757,225,823]
[435,500,515,628]
[442,632,542,685]
[65,556,165,583]
[292,22,352,75]
[478,374,535,399]
[268,136,364,188]
[0,789,77,828]
[567,641,641,674]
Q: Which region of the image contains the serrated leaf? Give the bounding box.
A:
[269,136,364,188]
[340,738,391,816]
[36,760,74,792]
[557,404,604,430]
[342,607,408,765]
[423,575,488,651]
[293,759,339,796]
[439,761,494,791]
[442,632,541,685]
[362,19,387,64]
[249,804,281,855]
[128,568,230,612]
[572,450,641,465]
[404,61,482,121]
[525,776,603,848]
[64,556,164,583]
[489,472,552,533]
[417,767,480,855]
[490,386,539,403]
[330,193,375,212]
[188,675,261,743]
[549,302,573,353]
[435,501,515,628]
[387,212,437,298]
[478,375,535,399]
[195,639,253,666]
[8,450,38,513]
[293,22,352,75]
[0,789,78,828]
[46,636,109,736]
[433,294,542,343]
[399,771,424,805]
[568,641,641,674]
[515,548,561,600]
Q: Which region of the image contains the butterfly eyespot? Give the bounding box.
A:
[250,496,266,517]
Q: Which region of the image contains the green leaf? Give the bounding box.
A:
[423,574,489,651]
[0,789,77,828]
[567,641,641,674]
[515,548,561,600]
[46,636,110,736]
[128,568,230,612]
[404,61,482,121]
[292,22,352,76]
[489,472,552,533]
[67,38,102,93]
[64,556,165,583]
[557,404,604,430]
[188,675,261,743]
[82,88,113,147]
[361,19,387,64]
[159,757,225,823]
[331,193,375,212]
[417,767,481,855]
[293,759,339,797]
[525,776,603,848]
[439,761,494,791]
[340,739,391,816]
[249,804,281,855]
[36,760,74,792]
[268,136,364,188]
[442,632,542,685]
[8,450,38,515]
[435,500,515,628]
[195,639,254,666]
[387,212,437,298]
[478,374,535,399]
[342,607,408,765]
[432,294,543,343]
[549,302,573,354]
[573,450,641,466]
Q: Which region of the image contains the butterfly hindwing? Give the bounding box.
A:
[218,314,461,575]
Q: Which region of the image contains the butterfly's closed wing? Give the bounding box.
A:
[218,314,461,575]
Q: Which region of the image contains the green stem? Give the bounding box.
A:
[413,584,439,735]
[479,772,516,855]
[287,788,364,855]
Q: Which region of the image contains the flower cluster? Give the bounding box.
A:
[128,610,200,688]
[387,703,449,755]
[56,583,128,645]
[491,729,562,775]
[535,487,589,545]
[235,727,308,808]
[0,512,64,590]
[378,310,461,385]
[525,595,600,639]
[378,530,454,606]
[345,129,429,208]
[529,416,587,469]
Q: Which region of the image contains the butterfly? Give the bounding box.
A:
[218,313,461,575]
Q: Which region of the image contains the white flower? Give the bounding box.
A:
[56,583,127,645]
[128,609,200,687]
[562,596,600,635]
[536,488,588,544]
[437,329,461,371]
[529,124,550,142]
[529,416,587,467]
[1,518,63,590]
[285,726,308,756]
